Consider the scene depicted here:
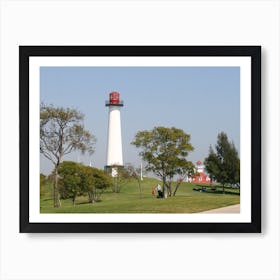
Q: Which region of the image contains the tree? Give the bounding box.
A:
[58,162,112,205]
[58,161,83,206]
[204,132,240,194]
[131,126,194,197]
[204,147,219,185]
[78,165,95,202]
[40,103,96,207]
[81,166,112,203]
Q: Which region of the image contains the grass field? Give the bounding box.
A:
[40,177,240,213]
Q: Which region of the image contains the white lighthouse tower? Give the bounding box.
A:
[105,91,124,174]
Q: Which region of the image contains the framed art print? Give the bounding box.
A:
[19,46,261,233]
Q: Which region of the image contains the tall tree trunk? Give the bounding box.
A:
[173,182,180,196]
[88,192,95,203]
[162,176,168,198]
[54,167,60,208]
[166,181,172,197]
[162,178,165,197]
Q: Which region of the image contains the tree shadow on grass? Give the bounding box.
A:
[194,185,240,196]
[41,198,53,202]
[209,190,240,196]
[76,200,102,205]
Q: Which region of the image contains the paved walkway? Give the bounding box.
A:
[199,204,240,213]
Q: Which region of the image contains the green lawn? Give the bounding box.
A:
[40,177,240,213]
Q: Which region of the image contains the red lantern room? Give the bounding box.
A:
[106,91,124,107]
[109,92,120,104]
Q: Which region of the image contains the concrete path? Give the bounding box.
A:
[199,204,240,213]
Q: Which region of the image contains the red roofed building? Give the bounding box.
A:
[188,160,212,184]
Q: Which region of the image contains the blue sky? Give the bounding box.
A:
[40,66,240,175]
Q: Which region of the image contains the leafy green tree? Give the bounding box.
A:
[40,103,96,207]
[204,132,240,194]
[80,166,112,203]
[78,165,95,202]
[204,147,219,185]
[58,161,83,206]
[58,162,112,205]
[131,126,194,197]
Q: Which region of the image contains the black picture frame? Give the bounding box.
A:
[20,46,261,233]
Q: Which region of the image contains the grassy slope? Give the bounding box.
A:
[40,177,240,213]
